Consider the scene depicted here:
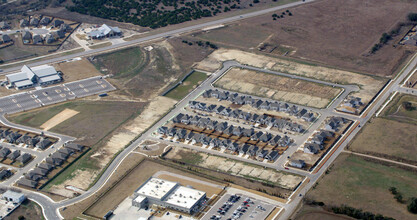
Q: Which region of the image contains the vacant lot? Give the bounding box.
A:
[166,148,303,191]
[196,48,386,106]
[5,199,44,220]
[215,68,341,108]
[307,153,417,220]
[348,118,417,164]
[383,94,417,125]
[7,100,145,146]
[53,58,101,83]
[40,108,79,131]
[165,71,208,100]
[294,204,354,220]
[84,158,225,218]
[191,0,417,76]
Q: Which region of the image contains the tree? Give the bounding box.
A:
[408,13,417,22]
[402,101,413,111]
[18,216,25,220]
[408,197,417,214]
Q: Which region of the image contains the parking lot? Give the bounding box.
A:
[202,194,274,220]
[0,77,115,114]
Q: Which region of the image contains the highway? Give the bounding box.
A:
[0,0,316,74]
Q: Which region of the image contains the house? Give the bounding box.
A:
[214,122,228,132]
[232,126,242,137]
[60,23,72,32]
[88,24,122,39]
[20,19,29,27]
[259,101,270,110]
[302,112,315,122]
[0,21,10,29]
[343,97,362,108]
[16,135,31,145]
[239,144,250,155]
[270,102,280,111]
[266,151,279,162]
[247,146,259,157]
[201,136,211,146]
[6,132,21,143]
[250,131,263,141]
[180,114,191,124]
[17,153,32,164]
[250,114,260,123]
[22,31,32,43]
[304,143,320,154]
[257,149,269,160]
[252,100,263,109]
[202,90,211,98]
[239,111,251,121]
[296,109,308,118]
[39,17,51,25]
[244,96,254,105]
[197,118,210,128]
[51,19,64,28]
[52,30,66,39]
[206,120,217,130]
[58,148,74,156]
[209,138,221,148]
[279,136,292,146]
[17,178,37,188]
[174,129,187,140]
[32,167,49,176]
[241,128,254,137]
[25,171,43,181]
[2,190,26,203]
[32,34,42,44]
[185,131,195,141]
[0,148,11,159]
[189,116,201,125]
[227,142,240,153]
[1,34,12,44]
[0,130,11,139]
[157,126,168,135]
[172,113,185,123]
[259,133,272,142]
[7,150,20,161]
[30,18,39,26]
[25,137,40,147]
[0,170,12,180]
[214,105,225,114]
[46,157,64,166]
[36,138,52,150]
[190,133,201,145]
[38,162,54,171]
[207,104,217,112]
[268,135,281,146]
[289,160,305,168]
[167,127,177,137]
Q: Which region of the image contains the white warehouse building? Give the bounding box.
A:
[5,65,62,90]
[132,177,206,214]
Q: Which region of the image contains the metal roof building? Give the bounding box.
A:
[6,65,62,89]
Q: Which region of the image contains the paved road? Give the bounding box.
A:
[0,0,316,74]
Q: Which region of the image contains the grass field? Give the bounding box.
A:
[307,153,417,220]
[383,94,417,125]
[214,67,341,108]
[5,199,44,220]
[348,119,417,164]
[294,204,354,220]
[7,100,145,146]
[164,71,208,100]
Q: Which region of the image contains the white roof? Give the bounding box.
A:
[133,195,147,204]
[31,65,58,77]
[2,190,25,200]
[88,24,121,37]
[136,178,178,200]
[165,186,206,209]
[38,74,61,84]
[14,80,34,88]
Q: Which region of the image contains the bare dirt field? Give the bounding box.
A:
[53,58,101,83]
[196,48,386,105]
[215,68,341,108]
[40,108,79,131]
[191,0,417,77]
[307,153,417,220]
[348,118,417,164]
[166,147,303,190]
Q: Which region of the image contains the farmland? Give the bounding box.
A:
[190,0,417,76]
[307,153,417,220]
[215,67,341,108]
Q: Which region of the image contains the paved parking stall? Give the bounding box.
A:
[0,77,116,115]
[64,77,115,98]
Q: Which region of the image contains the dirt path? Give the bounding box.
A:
[40,108,79,131]
[343,150,417,169]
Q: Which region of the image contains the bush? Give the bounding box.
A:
[408,13,417,22]
[408,197,417,214]
[402,101,413,111]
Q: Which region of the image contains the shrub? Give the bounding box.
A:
[408,197,417,214]
[407,13,417,22]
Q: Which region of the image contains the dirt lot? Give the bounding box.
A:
[191,0,417,77]
[196,48,386,105]
[5,199,44,220]
[166,147,303,190]
[40,108,79,131]
[53,58,101,83]
[307,153,417,220]
[83,158,225,219]
[348,118,417,164]
[215,68,341,108]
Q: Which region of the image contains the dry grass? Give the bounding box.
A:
[307,153,417,220]
[348,118,417,164]
[53,58,101,83]
[215,67,341,108]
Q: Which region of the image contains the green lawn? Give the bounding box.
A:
[164,71,208,100]
[308,153,417,220]
[92,46,147,80]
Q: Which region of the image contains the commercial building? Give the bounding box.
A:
[132,177,206,214]
[2,190,26,204]
[5,65,62,89]
[88,24,122,39]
